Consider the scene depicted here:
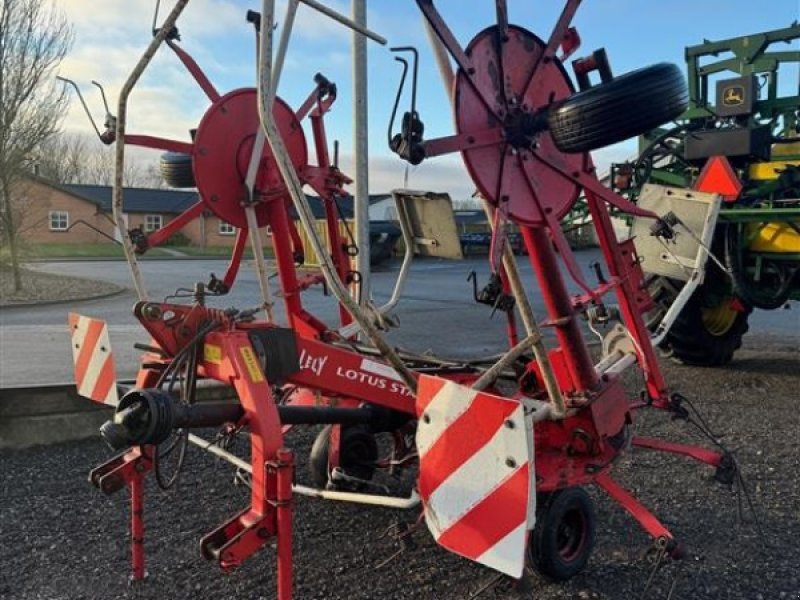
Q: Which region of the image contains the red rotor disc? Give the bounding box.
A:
[455,26,584,226]
[193,88,308,228]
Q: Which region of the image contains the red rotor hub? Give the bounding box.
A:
[455,26,585,226]
[193,88,308,228]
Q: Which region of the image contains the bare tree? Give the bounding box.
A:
[36,132,163,188]
[35,133,89,183]
[0,0,72,291]
[82,143,147,187]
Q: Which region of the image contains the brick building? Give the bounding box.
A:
[11,177,243,248]
[10,178,404,263]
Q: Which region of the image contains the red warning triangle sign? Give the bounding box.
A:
[694,156,742,202]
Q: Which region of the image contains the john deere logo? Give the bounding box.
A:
[722,85,745,106]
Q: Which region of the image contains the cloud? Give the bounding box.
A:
[55,1,635,204]
[57,1,239,141]
[62,0,242,41]
[56,0,374,140]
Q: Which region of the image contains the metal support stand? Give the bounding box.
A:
[88,447,153,581]
[274,448,294,600]
[130,473,145,581]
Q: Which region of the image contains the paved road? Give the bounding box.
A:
[1,250,797,386]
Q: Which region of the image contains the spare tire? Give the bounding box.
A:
[548,63,688,154]
[160,152,196,188]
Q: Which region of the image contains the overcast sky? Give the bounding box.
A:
[57,0,800,198]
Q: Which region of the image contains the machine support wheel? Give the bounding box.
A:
[548,63,688,154]
[645,275,752,366]
[527,487,596,581]
[308,424,378,489]
[160,152,196,188]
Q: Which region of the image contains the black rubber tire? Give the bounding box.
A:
[528,487,595,581]
[548,63,688,153]
[308,424,378,489]
[160,152,196,188]
[646,275,752,366]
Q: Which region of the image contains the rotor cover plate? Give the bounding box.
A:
[193,88,308,228]
[455,25,584,226]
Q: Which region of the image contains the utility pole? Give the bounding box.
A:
[352,0,370,304]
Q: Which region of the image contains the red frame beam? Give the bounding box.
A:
[594,472,674,541]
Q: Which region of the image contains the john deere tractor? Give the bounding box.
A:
[612,23,800,366]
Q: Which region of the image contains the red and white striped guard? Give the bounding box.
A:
[416,374,535,578]
[68,313,118,406]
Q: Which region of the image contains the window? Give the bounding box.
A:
[219,221,236,235]
[144,214,163,232]
[49,211,69,231]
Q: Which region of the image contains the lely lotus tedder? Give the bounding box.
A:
[66,1,744,597]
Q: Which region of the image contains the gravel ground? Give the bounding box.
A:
[0,267,122,307]
[1,343,799,600]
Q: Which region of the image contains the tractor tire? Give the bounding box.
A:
[160,152,196,188]
[548,63,688,154]
[308,424,378,489]
[646,275,752,366]
[527,487,596,581]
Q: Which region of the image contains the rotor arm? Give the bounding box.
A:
[166,39,221,102]
[521,0,583,98]
[416,0,504,121]
[130,200,205,254]
[217,228,249,293]
[125,135,193,155]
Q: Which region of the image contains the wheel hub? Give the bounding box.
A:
[502,107,547,151]
[701,297,739,336]
[192,88,308,228]
[557,509,587,561]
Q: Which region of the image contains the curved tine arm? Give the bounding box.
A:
[56,76,102,138]
[90,80,111,115]
[389,47,419,114]
[113,0,191,302]
[387,57,409,146]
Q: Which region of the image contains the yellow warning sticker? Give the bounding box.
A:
[240,346,265,383]
[203,344,222,364]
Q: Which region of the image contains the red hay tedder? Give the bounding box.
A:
[65,1,741,598]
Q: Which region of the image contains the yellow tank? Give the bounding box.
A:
[746,222,800,253]
[748,142,800,180]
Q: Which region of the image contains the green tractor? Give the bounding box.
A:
[612,23,800,366]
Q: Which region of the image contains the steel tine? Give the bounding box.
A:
[56,76,102,139]
[91,80,111,115]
